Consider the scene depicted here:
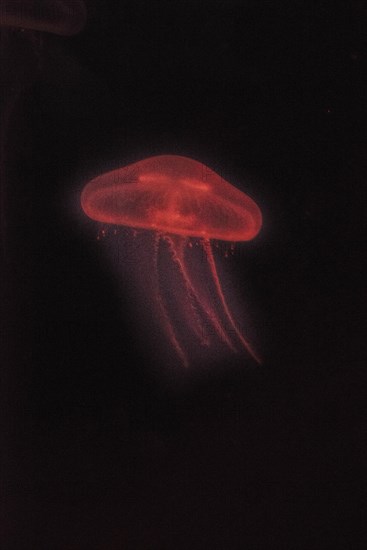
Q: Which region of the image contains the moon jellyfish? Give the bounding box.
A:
[0,0,87,260]
[0,0,87,36]
[81,155,262,368]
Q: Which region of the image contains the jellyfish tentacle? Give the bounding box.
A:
[202,239,261,364]
[153,233,189,367]
[164,235,211,346]
[165,235,236,352]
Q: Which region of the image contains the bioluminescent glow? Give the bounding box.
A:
[81,155,262,367]
[0,0,87,36]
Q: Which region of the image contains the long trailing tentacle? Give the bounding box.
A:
[153,232,189,367]
[202,238,261,364]
[164,235,210,346]
[164,234,236,352]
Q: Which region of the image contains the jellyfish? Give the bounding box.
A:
[81,155,262,368]
[0,0,87,147]
[0,0,87,260]
[0,0,87,36]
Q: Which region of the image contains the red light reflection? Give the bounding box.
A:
[0,0,86,36]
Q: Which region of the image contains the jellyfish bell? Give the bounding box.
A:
[0,0,87,36]
[81,155,262,368]
[81,155,262,242]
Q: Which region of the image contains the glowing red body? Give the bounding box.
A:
[81,155,262,242]
[81,155,262,367]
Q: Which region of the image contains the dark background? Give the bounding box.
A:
[2,1,366,548]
